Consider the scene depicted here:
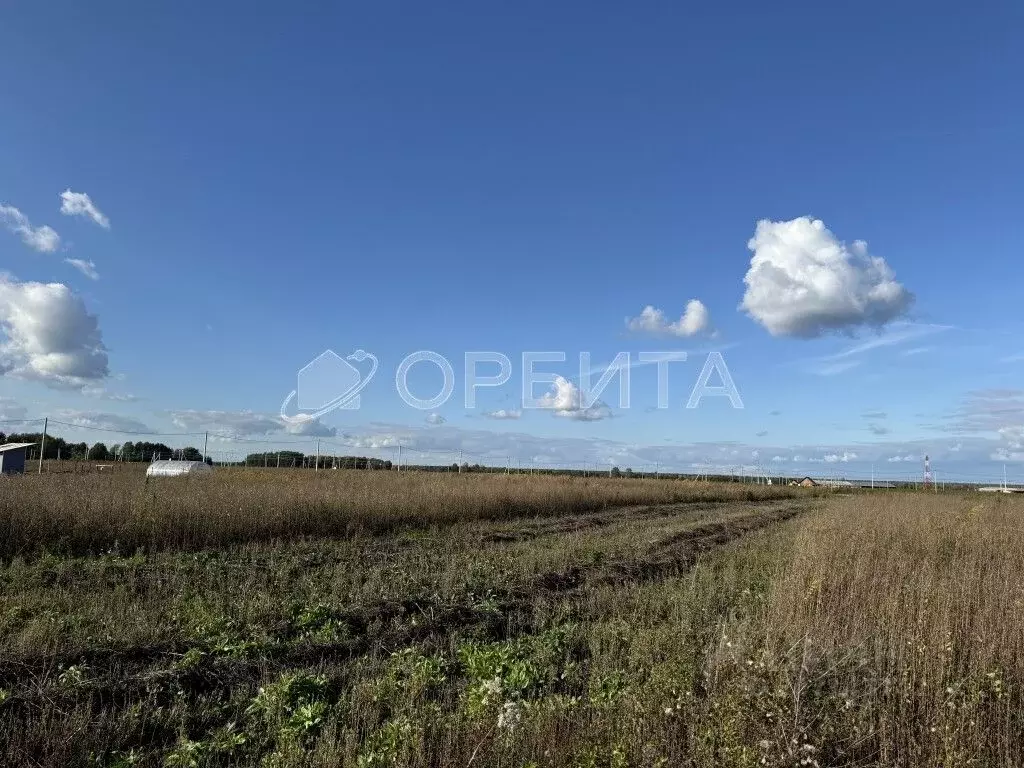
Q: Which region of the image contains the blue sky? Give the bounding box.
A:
[2,0,1024,481]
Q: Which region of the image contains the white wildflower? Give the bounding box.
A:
[497,701,522,732]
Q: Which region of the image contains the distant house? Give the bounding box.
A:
[856,481,896,489]
[0,442,35,474]
[796,476,817,487]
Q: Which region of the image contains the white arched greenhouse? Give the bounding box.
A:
[145,460,214,478]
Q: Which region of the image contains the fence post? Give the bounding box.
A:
[38,417,47,474]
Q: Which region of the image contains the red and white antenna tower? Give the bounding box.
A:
[923,454,933,488]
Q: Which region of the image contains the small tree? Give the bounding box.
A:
[88,443,109,461]
[610,466,621,478]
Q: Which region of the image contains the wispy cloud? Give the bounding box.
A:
[821,323,951,362]
[81,386,140,402]
[811,359,862,377]
[65,258,99,280]
[0,204,60,252]
[168,409,337,438]
[52,409,153,433]
[60,189,111,229]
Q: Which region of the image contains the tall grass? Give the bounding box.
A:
[0,469,806,558]
[751,492,1024,764]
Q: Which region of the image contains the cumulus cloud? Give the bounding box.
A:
[169,409,336,438]
[64,258,99,280]
[0,275,109,386]
[482,408,522,420]
[887,454,918,463]
[536,376,612,421]
[626,300,712,337]
[60,189,110,229]
[741,217,911,337]
[0,204,60,252]
[425,412,446,425]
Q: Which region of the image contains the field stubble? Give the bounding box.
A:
[0,472,1021,767]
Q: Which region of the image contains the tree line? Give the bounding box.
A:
[0,432,207,462]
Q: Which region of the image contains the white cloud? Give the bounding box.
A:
[558,402,613,421]
[482,408,522,420]
[824,451,858,463]
[626,300,712,337]
[81,387,140,402]
[0,204,60,252]
[770,455,787,462]
[60,189,110,229]
[51,409,154,434]
[425,412,446,425]
[992,449,1024,462]
[741,217,911,337]
[821,323,949,360]
[0,275,109,386]
[64,258,99,280]
[536,375,613,421]
[283,418,336,437]
[887,454,917,462]
[168,409,336,438]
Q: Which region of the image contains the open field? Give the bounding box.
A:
[1,473,1022,767]
[0,470,804,559]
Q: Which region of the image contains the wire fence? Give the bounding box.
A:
[1,416,1020,488]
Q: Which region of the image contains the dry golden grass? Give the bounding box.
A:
[748,492,1024,765]
[0,469,807,558]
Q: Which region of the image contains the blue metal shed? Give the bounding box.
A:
[0,443,35,474]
